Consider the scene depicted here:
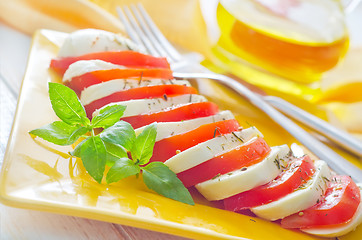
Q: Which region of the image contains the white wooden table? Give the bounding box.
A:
[0,21,188,240]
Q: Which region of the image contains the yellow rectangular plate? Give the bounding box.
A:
[0,29,361,240]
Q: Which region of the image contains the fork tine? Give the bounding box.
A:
[119,6,160,57]
[116,7,145,49]
[136,3,183,62]
[130,5,170,60]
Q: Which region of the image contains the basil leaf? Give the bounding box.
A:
[70,138,86,157]
[79,136,106,183]
[91,105,126,128]
[142,162,194,205]
[103,141,128,166]
[48,82,89,126]
[131,122,157,165]
[100,121,136,151]
[29,121,88,146]
[106,158,140,184]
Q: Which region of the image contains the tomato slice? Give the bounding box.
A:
[281,175,361,229]
[149,119,240,163]
[67,68,173,94]
[50,51,170,75]
[122,102,219,129]
[223,155,315,211]
[85,85,198,119]
[177,137,271,188]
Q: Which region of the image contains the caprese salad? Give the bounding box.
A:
[49,29,362,238]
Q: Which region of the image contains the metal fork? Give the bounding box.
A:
[117,4,362,182]
[118,4,362,158]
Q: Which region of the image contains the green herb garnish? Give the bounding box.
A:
[29,82,194,205]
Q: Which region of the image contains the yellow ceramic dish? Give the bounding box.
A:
[0,29,361,240]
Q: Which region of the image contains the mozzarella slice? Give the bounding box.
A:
[164,127,263,174]
[58,29,144,57]
[63,60,125,83]
[251,160,333,221]
[92,94,207,118]
[135,111,235,141]
[290,143,305,158]
[81,79,191,106]
[301,183,362,237]
[195,145,290,201]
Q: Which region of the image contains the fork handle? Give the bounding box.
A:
[264,95,362,157]
[173,72,362,183]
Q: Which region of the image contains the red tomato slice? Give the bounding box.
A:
[67,68,173,94]
[223,155,315,211]
[281,175,361,229]
[50,51,170,75]
[122,102,219,129]
[85,85,198,119]
[149,119,240,163]
[177,137,271,188]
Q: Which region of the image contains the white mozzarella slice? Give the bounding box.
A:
[290,143,305,158]
[58,29,144,57]
[81,79,191,106]
[302,183,362,238]
[92,94,207,118]
[251,160,333,221]
[164,127,263,174]
[63,60,125,83]
[195,145,290,201]
[135,111,235,141]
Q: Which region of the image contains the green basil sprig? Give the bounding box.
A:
[29,82,194,205]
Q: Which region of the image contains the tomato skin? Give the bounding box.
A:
[122,102,219,129]
[50,51,170,75]
[281,175,361,229]
[223,155,315,211]
[149,119,240,163]
[67,68,173,94]
[177,137,271,188]
[85,85,198,119]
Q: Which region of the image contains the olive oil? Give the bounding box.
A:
[210,0,349,100]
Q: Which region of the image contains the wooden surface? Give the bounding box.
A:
[0,21,189,240]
